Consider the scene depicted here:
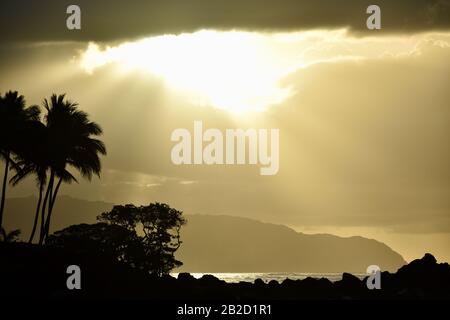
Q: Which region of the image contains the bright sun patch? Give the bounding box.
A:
[80,30,294,113]
[79,29,444,113]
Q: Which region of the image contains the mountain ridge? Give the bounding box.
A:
[177,214,406,273]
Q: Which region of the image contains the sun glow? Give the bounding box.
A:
[80,30,293,113]
[79,29,444,113]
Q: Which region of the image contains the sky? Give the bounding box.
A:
[1,0,449,262]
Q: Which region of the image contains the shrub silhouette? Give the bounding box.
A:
[48,202,186,276]
[0,228,21,243]
[47,223,145,267]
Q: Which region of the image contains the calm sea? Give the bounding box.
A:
[171,272,367,283]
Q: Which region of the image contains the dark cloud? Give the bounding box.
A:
[1,0,450,43]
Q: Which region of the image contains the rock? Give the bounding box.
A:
[177,272,195,282]
[334,272,365,297]
[395,253,450,294]
[254,278,265,286]
[199,274,224,285]
[341,272,362,284]
[268,280,279,287]
[281,278,297,286]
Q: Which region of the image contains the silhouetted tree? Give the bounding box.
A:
[95,202,187,276]
[48,203,186,276]
[38,94,106,244]
[0,91,40,230]
[139,203,186,275]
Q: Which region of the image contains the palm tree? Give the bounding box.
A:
[10,120,49,243]
[0,91,40,230]
[38,94,106,244]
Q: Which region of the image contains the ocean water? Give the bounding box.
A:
[171,272,367,283]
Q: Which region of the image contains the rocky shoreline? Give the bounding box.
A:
[1,243,449,299]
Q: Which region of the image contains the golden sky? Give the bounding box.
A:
[1,1,449,262]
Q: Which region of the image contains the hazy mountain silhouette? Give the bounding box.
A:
[5,196,406,272]
[177,215,406,273]
[4,195,112,235]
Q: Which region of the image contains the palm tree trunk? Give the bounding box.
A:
[0,151,11,230]
[43,177,62,242]
[39,172,54,245]
[28,182,44,243]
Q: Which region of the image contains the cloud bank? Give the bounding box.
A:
[1,0,449,43]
